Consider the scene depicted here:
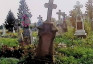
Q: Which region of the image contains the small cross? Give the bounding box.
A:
[56,10,62,21]
[44,0,57,22]
[37,15,42,20]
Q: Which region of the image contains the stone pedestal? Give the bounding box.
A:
[36,22,57,62]
[74,30,87,37]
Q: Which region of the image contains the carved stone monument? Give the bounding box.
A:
[74,1,87,37]
[36,0,57,63]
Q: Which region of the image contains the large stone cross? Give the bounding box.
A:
[56,10,62,21]
[74,1,83,14]
[44,0,57,22]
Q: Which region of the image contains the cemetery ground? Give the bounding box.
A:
[0,21,93,64]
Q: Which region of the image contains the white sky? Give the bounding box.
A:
[0,0,87,25]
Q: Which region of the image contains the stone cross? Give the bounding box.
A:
[37,15,43,27]
[56,10,62,21]
[37,15,42,20]
[44,0,57,22]
[74,1,83,14]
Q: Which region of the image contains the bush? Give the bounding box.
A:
[0,58,19,64]
[55,46,93,64]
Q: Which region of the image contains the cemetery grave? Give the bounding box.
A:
[1,0,93,64]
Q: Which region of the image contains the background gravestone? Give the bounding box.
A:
[2,24,6,36]
[56,10,63,24]
[56,10,63,35]
[36,15,43,27]
[74,1,87,37]
[56,10,67,35]
[61,12,68,33]
[69,9,77,28]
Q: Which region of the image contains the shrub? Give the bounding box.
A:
[0,58,19,64]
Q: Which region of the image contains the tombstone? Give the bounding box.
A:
[74,1,87,37]
[36,0,57,63]
[56,10,63,24]
[2,24,6,36]
[18,26,24,46]
[13,27,15,33]
[22,14,32,45]
[56,10,67,35]
[61,12,67,32]
[36,15,43,27]
[56,10,63,35]
[69,10,77,28]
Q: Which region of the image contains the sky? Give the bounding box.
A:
[0,0,88,25]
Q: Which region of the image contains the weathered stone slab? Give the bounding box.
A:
[36,22,57,61]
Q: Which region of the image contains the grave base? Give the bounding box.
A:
[74,30,87,37]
